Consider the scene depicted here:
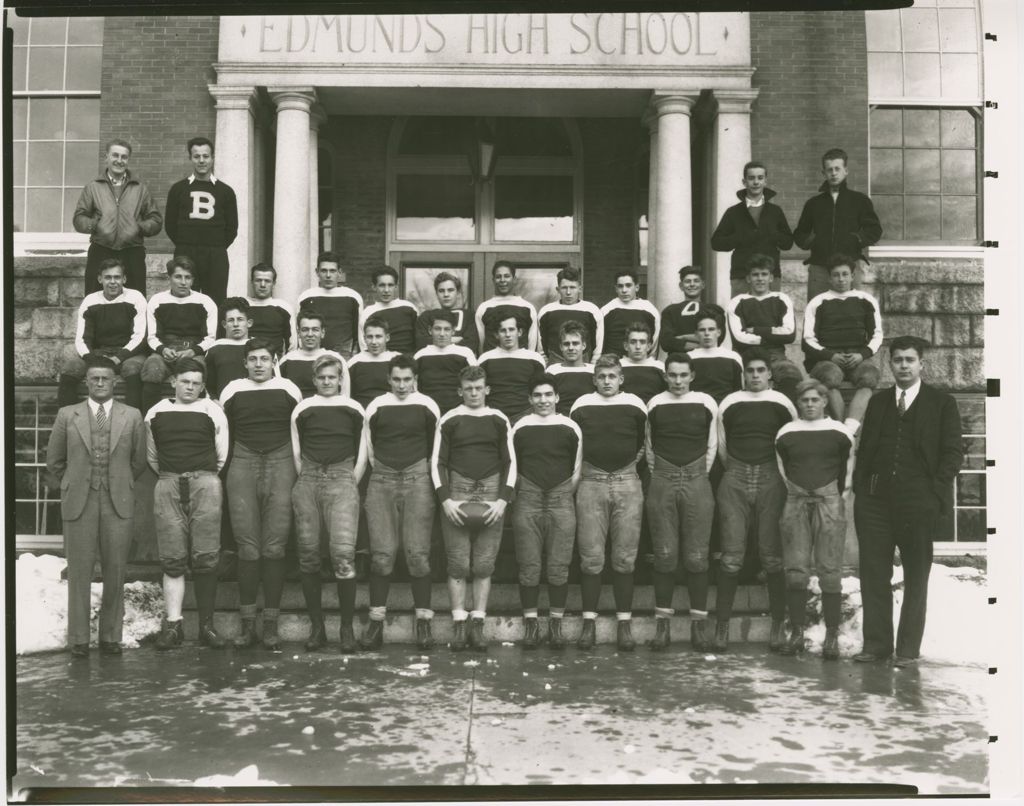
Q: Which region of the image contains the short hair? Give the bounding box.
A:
[663,352,694,372]
[745,253,775,274]
[822,148,848,167]
[244,337,274,357]
[430,310,457,328]
[827,253,857,272]
[491,260,516,277]
[529,373,558,395]
[364,315,389,334]
[743,160,767,178]
[106,138,132,156]
[84,354,117,373]
[459,365,487,385]
[316,251,341,268]
[172,357,206,378]
[695,308,724,330]
[95,258,125,280]
[889,335,927,359]
[593,354,622,373]
[742,348,772,369]
[311,353,344,377]
[678,265,703,282]
[221,297,251,319]
[187,136,213,156]
[614,269,639,285]
[388,353,417,375]
[372,265,399,285]
[250,262,277,280]
[556,267,581,285]
[166,255,195,277]
[624,320,652,340]
[433,271,462,292]
[496,314,521,331]
[794,378,829,400]
[559,320,587,345]
[297,309,325,329]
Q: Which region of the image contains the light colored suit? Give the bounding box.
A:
[46,400,147,645]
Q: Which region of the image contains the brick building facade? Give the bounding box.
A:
[11,8,993,551]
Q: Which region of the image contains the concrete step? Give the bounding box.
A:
[174,581,771,614]
[172,612,772,646]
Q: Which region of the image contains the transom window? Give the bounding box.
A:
[389,116,580,247]
[10,15,104,234]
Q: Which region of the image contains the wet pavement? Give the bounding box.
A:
[13,643,987,795]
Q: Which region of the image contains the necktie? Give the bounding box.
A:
[95,403,107,430]
[897,391,906,418]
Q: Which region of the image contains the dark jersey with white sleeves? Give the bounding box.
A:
[717,389,797,466]
[364,391,440,471]
[290,394,365,469]
[512,413,582,490]
[221,376,303,453]
[431,405,517,501]
[570,391,647,472]
[688,346,744,404]
[547,363,594,416]
[477,347,546,420]
[145,397,229,474]
[646,390,718,472]
[414,344,477,414]
[347,350,400,409]
[775,417,854,493]
[74,288,147,360]
[621,356,667,404]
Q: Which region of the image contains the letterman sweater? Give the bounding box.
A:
[512,413,582,490]
[164,174,238,248]
[74,288,147,360]
[431,405,517,501]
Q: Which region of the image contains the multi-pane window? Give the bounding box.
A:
[11,15,104,234]
[318,146,334,253]
[865,2,982,244]
[13,389,63,539]
[870,107,980,242]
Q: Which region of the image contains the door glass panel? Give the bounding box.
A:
[396,174,475,241]
[402,265,472,312]
[504,266,563,310]
[494,175,574,242]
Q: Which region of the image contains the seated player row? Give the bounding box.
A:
[59,250,881,433]
[141,339,911,658]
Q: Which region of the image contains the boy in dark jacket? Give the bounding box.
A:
[711,161,794,298]
[793,148,882,300]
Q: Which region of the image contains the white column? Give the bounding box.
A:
[308,106,326,276]
[643,111,658,289]
[650,93,697,311]
[209,85,256,297]
[711,89,759,308]
[268,88,317,305]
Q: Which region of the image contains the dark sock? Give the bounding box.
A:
[687,570,710,612]
[716,571,739,621]
[57,374,81,408]
[652,570,675,610]
[141,381,164,416]
[301,572,323,622]
[237,559,260,606]
[519,584,540,612]
[261,557,286,610]
[368,572,390,609]
[410,574,432,610]
[611,570,634,613]
[822,591,842,630]
[548,583,568,611]
[123,375,143,411]
[766,572,787,621]
[787,588,809,627]
[580,573,602,612]
[192,571,218,625]
[336,578,357,623]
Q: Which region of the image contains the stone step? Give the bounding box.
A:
[171,612,772,645]
[172,581,771,614]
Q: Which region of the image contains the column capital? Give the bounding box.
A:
[208,85,257,112]
[268,87,318,113]
[712,88,760,115]
[649,92,699,117]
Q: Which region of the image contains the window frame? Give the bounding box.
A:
[12,15,104,252]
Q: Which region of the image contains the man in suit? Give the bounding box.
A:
[46,356,147,657]
[852,336,963,667]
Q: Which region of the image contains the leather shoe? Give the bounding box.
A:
[711,619,730,652]
[893,655,919,668]
[768,619,787,653]
[99,641,122,656]
[690,620,708,652]
[304,619,327,652]
[822,629,840,661]
[198,621,227,650]
[70,643,89,658]
[548,618,566,649]
[853,651,891,663]
[468,617,487,652]
[646,617,670,651]
[576,618,596,650]
[339,623,358,654]
[450,620,467,652]
[359,619,384,651]
[415,618,435,650]
[778,625,804,656]
[616,620,636,652]
[522,618,540,649]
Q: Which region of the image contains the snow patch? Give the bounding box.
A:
[193,764,279,786]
